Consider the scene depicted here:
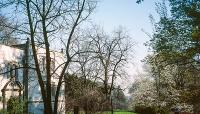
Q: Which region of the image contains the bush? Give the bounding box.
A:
[7,96,24,114]
[0,109,8,114]
[155,107,169,114]
[135,106,156,114]
[134,105,170,114]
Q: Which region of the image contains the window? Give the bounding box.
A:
[40,56,55,73]
[7,63,11,78]
[51,82,56,98]
[50,58,55,73]
[6,63,19,80]
[14,64,19,81]
[42,56,46,72]
[6,63,13,79]
[39,56,46,72]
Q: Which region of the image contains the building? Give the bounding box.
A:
[0,40,65,114]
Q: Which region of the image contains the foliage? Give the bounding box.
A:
[136,0,144,4]
[64,74,129,113]
[144,0,200,113]
[0,109,8,114]
[112,86,128,110]
[5,96,25,114]
[134,106,156,114]
[128,59,193,113]
[64,74,105,113]
[129,67,159,108]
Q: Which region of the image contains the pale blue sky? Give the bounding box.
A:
[1,0,161,90]
[91,0,160,77]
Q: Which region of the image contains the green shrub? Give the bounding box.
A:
[134,105,170,114]
[0,109,8,114]
[7,96,24,114]
[155,107,169,114]
[134,106,156,114]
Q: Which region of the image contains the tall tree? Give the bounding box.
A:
[87,26,133,113]
[147,0,200,113]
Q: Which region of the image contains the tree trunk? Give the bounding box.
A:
[111,98,114,114]
[74,106,79,114]
[23,38,29,114]
[84,102,88,114]
[25,0,49,113]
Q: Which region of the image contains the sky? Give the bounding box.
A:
[1,0,159,75]
[90,0,160,86]
[1,0,161,93]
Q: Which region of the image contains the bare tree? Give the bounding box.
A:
[0,14,18,45]
[62,26,133,113]
[87,26,133,113]
[63,29,103,114]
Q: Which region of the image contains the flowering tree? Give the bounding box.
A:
[129,61,193,113]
